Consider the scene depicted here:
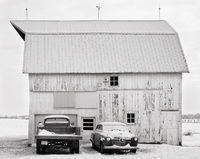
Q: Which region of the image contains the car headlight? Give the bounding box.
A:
[100,137,105,141]
[106,137,111,141]
[134,138,138,141]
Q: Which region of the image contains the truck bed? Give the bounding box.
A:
[36,126,82,140]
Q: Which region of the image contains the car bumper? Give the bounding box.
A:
[104,144,138,150]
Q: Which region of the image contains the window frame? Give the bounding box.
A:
[109,75,119,87]
[126,113,136,125]
[82,117,95,131]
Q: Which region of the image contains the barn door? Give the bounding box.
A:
[138,91,161,143]
[98,91,120,122]
[161,111,180,145]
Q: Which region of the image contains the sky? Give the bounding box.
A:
[0,0,200,115]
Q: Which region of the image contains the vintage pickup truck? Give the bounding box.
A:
[35,115,82,154]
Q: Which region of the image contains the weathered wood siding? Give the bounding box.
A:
[28,73,182,145]
[28,92,98,144]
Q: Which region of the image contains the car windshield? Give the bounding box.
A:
[103,125,128,132]
[45,118,69,124]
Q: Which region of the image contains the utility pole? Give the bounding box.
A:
[96,3,101,20]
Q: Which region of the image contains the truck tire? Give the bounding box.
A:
[70,140,79,154]
[75,146,79,154]
[41,147,46,154]
[74,140,80,154]
[70,146,75,154]
[36,147,41,154]
[36,139,41,154]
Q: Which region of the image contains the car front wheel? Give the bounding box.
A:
[92,142,96,149]
[131,149,137,153]
[100,142,105,154]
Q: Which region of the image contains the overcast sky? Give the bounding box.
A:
[0,0,200,115]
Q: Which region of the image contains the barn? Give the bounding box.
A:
[11,20,189,146]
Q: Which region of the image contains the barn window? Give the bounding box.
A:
[127,113,135,124]
[54,92,76,108]
[110,76,118,86]
[82,118,95,131]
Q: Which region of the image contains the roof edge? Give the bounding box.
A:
[23,71,189,74]
[26,32,177,35]
[10,21,25,40]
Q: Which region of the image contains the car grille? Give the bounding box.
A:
[113,138,129,146]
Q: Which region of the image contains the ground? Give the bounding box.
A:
[0,119,200,159]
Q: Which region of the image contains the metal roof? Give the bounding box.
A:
[11,20,176,34]
[11,20,189,73]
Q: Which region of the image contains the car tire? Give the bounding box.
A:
[131,149,137,153]
[92,142,96,149]
[100,142,105,154]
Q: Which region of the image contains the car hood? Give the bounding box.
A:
[103,130,135,139]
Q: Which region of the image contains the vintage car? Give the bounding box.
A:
[90,122,138,153]
[35,115,82,154]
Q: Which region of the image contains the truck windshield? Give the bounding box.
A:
[103,125,128,132]
[45,118,69,124]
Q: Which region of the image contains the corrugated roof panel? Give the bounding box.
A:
[11,20,176,34]
[23,34,188,73]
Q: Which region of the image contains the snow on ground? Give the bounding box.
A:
[0,119,200,159]
[182,123,200,134]
[0,119,28,138]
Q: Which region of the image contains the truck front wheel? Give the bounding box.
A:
[36,147,41,154]
[36,139,41,154]
[74,146,79,153]
[70,146,75,154]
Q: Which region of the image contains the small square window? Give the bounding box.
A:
[110,76,119,86]
[82,118,95,131]
[127,113,135,124]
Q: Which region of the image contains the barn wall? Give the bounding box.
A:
[28,92,98,144]
[28,73,182,145]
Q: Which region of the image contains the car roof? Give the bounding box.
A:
[98,122,126,126]
[44,115,70,120]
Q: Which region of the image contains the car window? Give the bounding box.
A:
[45,118,69,124]
[99,125,103,130]
[96,124,102,131]
[95,125,99,130]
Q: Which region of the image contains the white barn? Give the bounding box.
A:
[11,20,189,146]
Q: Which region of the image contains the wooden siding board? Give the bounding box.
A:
[29,73,182,145]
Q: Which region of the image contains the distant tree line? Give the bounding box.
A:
[0,115,29,119]
[182,113,200,119]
